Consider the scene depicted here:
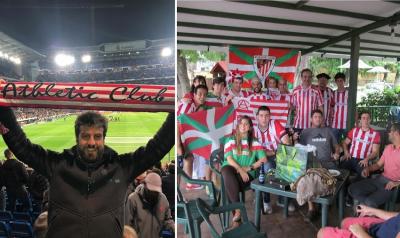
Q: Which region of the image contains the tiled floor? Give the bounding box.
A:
[177,184,357,238]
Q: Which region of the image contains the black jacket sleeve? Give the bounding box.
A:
[120,112,175,182]
[0,107,56,179]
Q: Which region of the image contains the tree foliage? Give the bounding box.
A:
[179,50,226,63]
[309,57,342,77]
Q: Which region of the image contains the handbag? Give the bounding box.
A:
[275,144,316,183]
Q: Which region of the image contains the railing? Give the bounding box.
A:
[356,105,398,128]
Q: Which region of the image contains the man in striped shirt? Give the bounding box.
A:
[315,73,334,127]
[254,106,291,214]
[331,72,348,142]
[226,75,250,103]
[177,85,210,189]
[291,69,323,132]
[341,111,380,178]
[205,76,226,108]
[248,77,269,100]
[348,123,400,208]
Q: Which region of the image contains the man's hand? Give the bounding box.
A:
[356,204,375,217]
[0,78,5,85]
[385,181,400,190]
[349,224,369,237]
[225,94,234,105]
[361,168,370,178]
[358,159,369,168]
[332,153,340,161]
[342,152,351,161]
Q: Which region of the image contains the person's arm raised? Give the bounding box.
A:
[121,112,174,182]
[0,107,55,178]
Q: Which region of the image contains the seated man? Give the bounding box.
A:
[317,205,400,238]
[348,122,400,208]
[341,111,380,178]
[295,109,340,221]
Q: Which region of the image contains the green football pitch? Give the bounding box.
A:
[0,112,175,163]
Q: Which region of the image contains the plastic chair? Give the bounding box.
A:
[0,221,10,238]
[9,221,33,238]
[0,212,12,223]
[12,212,31,224]
[196,198,266,238]
[177,167,217,238]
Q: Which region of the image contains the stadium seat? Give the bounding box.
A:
[9,221,33,238]
[0,221,10,238]
[12,212,31,224]
[0,212,12,223]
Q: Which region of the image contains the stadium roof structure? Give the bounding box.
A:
[0,32,45,63]
[177,0,400,59]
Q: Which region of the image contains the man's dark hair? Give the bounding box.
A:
[190,75,206,93]
[316,73,331,80]
[358,111,371,119]
[257,106,271,115]
[194,84,208,94]
[75,112,108,139]
[391,122,400,133]
[213,76,226,87]
[311,109,323,117]
[3,149,12,159]
[334,72,346,81]
[301,68,313,77]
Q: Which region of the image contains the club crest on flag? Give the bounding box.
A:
[254,55,275,84]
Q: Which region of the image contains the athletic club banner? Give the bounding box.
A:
[228,46,301,89]
[0,82,174,112]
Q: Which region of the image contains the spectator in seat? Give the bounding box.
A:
[1,148,31,212]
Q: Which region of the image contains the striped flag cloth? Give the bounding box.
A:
[232,97,290,127]
[0,82,174,112]
[228,46,301,89]
[178,105,235,160]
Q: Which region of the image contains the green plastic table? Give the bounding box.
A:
[251,169,349,231]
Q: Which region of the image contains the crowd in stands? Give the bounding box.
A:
[36,56,174,84]
[13,108,74,125]
[0,60,21,80]
[177,70,400,238]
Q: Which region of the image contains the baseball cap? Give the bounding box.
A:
[144,172,162,193]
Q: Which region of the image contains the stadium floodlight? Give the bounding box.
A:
[3,53,9,60]
[161,47,172,57]
[55,53,75,67]
[81,54,91,63]
[14,58,21,65]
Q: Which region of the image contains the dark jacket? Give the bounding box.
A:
[1,158,29,193]
[0,107,174,238]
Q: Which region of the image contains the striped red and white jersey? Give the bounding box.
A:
[248,92,270,101]
[205,93,226,107]
[254,120,286,152]
[291,85,323,129]
[177,101,197,115]
[347,127,381,159]
[317,87,334,126]
[332,89,349,129]
[272,93,291,104]
[227,89,251,98]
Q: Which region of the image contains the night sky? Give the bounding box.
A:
[0,0,175,51]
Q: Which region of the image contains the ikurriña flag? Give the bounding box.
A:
[177,105,235,160]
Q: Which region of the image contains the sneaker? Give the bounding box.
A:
[304,210,318,222]
[276,200,284,208]
[186,183,203,190]
[288,202,296,212]
[263,202,273,215]
[276,200,296,212]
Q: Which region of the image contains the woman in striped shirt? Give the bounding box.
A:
[221,115,267,223]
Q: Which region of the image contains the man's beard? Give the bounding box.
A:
[78,145,104,162]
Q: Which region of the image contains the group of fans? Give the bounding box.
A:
[177,69,400,238]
